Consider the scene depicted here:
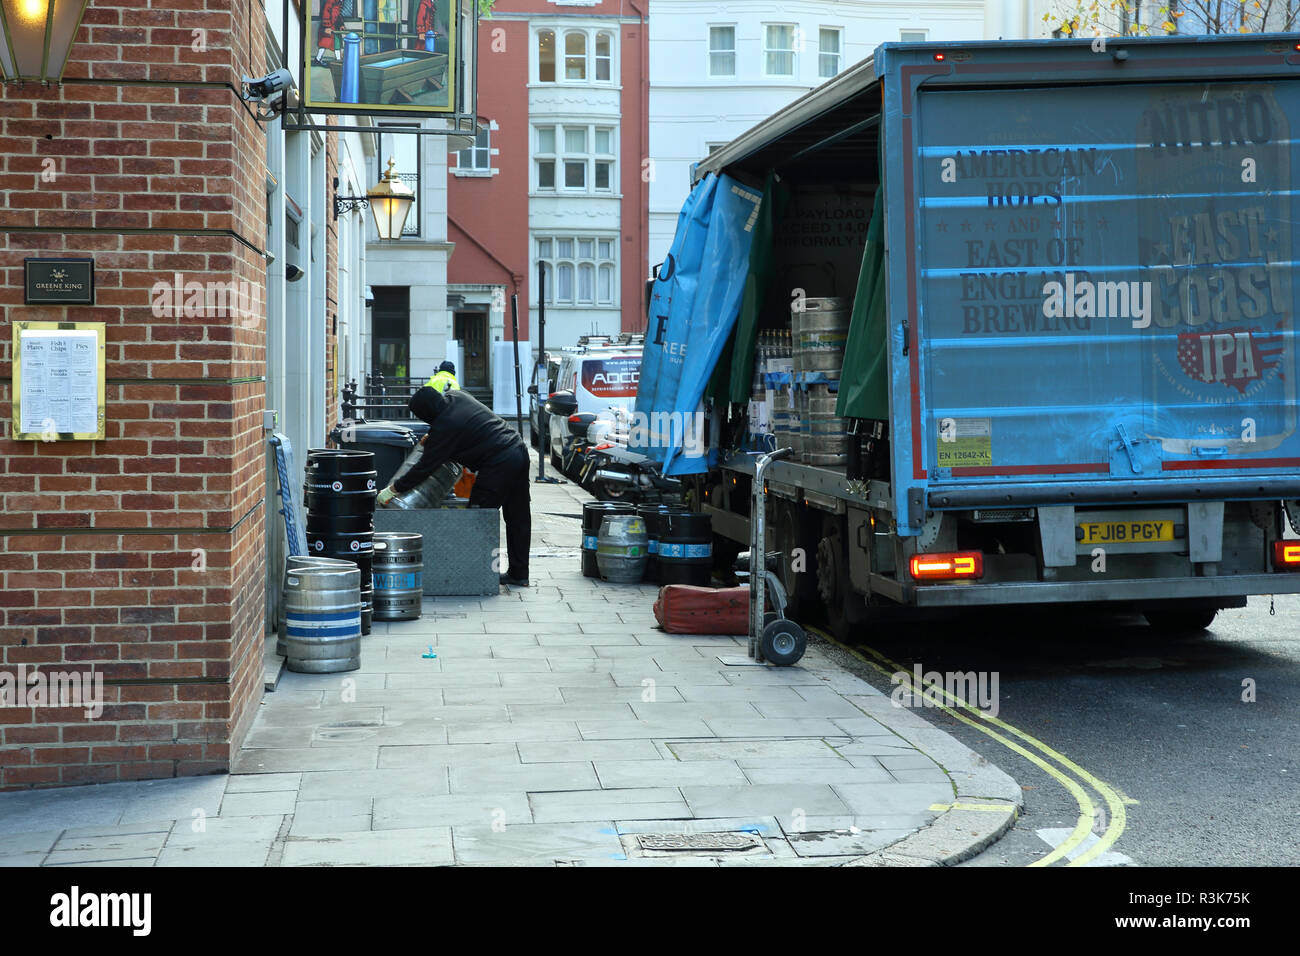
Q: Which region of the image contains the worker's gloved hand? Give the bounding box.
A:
[377,486,396,507]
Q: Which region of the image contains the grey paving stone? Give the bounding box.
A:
[48,857,158,867]
[490,645,597,660]
[674,684,807,703]
[451,822,627,865]
[442,685,565,705]
[593,759,749,789]
[298,768,450,800]
[116,777,229,826]
[578,718,715,740]
[506,703,637,722]
[381,702,511,723]
[282,826,454,866]
[667,739,842,761]
[251,703,384,728]
[232,746,378,774]
[538,633,639,646]
[834,736,918,756]
[450,761,598,794]
[386,672,504,689]
[502,671,616,687]
[528,788,691,825]
[483,621,580,634]
[157,815,282,867]
[225,773,302,794]
[514,737,663,764]
[629,701,762,720]
[288,798,373,836]
[741,765,894,785]
[372,792,532,830]
[377,743,520,769]
[0,830,61,866]
[751,697,867,719]
[610,670,728,687]
[772,827,915,858]
[220,790,298,817]
[830,782,954,815]
[888,768,953,784]
[878,754,943,771]
[45,830,168,865]
[559,685,683,704]
[446,720,582,745]
[792,813,934,834]
[681,784,852,818]
[703,717,847,738]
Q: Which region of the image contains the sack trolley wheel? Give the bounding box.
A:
[760,618,807,667]
[748,446,806,666]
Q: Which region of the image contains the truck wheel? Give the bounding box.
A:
[817,514,868,641]
[773,500,817,617]
[1143,608,1217,634]
[760,618,807,666]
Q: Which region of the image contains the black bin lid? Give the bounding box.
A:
[332,420,417,448]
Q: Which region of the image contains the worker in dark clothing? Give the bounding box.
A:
[377,385,531,586]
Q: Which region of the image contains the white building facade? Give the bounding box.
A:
[647,0,1050,268]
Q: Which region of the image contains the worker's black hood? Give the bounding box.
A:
[408,385,446,425]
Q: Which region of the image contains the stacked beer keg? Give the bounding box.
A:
[303,449,377,635]
[796,296,851,466]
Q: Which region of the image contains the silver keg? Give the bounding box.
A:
[373,531,423,621]
[277,555,356,656]
[805,384,848,467]
[383,444,463,510]
[283,565,362,673]
[797,296,851,376]
[596,515,648,584]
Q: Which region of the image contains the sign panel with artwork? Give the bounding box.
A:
[306,0,456,113]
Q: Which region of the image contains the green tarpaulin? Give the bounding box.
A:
[835,187,889,420]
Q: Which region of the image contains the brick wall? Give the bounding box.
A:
[0,0,273,789]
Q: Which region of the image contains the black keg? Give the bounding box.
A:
[581,501,635,578]
[656,511,713,586]
[637,503,687,584]
[304,449,377,635]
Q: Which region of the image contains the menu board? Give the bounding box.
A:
[12,323,105,440]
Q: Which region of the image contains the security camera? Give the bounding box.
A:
[243,68,294,101]
[286,264,304,282]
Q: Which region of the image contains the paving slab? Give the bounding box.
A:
[528,788,692,824]
[516,739,662,764]
[372,792,532,830]
[283,827,454,866]
[298,768,450,801]
[681,784,853,818]
[450,822,627,865]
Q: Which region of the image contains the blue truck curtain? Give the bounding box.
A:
[632,172,763,475]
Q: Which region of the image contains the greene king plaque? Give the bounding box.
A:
[24,258,94,305]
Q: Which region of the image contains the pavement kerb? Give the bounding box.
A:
[813,630,1024,867]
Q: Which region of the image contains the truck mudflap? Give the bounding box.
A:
[906,573,1300,608]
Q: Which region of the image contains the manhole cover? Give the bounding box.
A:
[635,832,762,852]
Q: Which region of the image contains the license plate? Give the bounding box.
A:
[1078,520,1175,544]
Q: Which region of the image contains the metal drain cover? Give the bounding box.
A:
[635,832,762,852]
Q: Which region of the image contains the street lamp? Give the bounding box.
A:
[0,0,91,83]
[333,158,415,240]
[367,157,415,240]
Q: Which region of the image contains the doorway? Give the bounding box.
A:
[371,287,410,379]
[454,308,489,390]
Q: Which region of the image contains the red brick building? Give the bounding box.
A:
[0,0,354,788]
[448,0,649,367]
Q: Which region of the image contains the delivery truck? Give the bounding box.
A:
[632,34,1300,637]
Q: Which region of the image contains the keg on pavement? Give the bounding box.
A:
[283,565,362,673]
[797,296,851,377]
[384,444,462,509]
[637,503,687,584]
[596,515,648,584]
[304,448,377,635]
[581,501,635,577]
[277,555,355,655]
[806,384,848,467]
[373,532,423,621]
[656,511,713,587]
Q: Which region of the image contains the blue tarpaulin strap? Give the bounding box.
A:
[270,432,308,557]
[633,172,763,476]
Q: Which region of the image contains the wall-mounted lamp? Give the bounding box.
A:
[0,0,92,83]
[333,157,414,240]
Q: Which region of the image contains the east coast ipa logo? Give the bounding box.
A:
[1138,84,1297,453]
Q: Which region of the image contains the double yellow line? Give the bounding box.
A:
[814,629,1132,867]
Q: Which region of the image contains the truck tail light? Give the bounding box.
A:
[1273,541,1300,569]
[909,551,983,582]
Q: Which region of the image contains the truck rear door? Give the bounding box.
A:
[880,39,1300,530]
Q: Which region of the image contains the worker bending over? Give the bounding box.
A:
[426,361,459,393]
[378,385,531,586]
